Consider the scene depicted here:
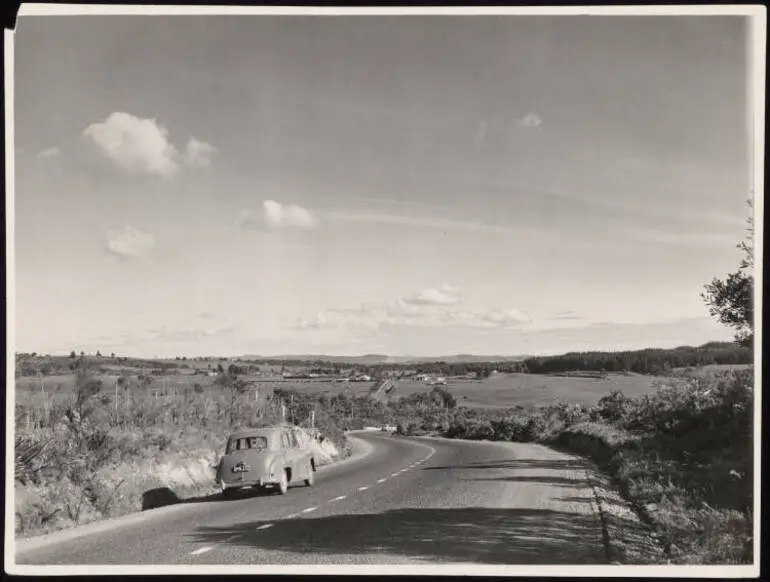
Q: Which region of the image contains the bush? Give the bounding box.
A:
[553,370,753,564]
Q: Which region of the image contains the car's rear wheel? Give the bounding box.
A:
[222,487,238,499]
[304,462,314,487]
[278,469,289,495]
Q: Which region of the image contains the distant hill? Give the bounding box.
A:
[243,341,751,377]
[243,353,530,365]
[244,354,391,365]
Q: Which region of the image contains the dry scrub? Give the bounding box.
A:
[14,358,349,538]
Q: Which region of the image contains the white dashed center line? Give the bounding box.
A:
[377,478,387,484]
[190,546,214,556]
[329,495,347,502]
[358,486,369,491]
[302,506,318,514]
[256,524,273,530]
[285,513,299,519]
[391,472,399,477]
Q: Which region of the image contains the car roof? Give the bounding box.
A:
[228,427,286,439]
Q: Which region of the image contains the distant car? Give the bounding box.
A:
[215,427,316,498]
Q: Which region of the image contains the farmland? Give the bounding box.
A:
[15,366,674,414]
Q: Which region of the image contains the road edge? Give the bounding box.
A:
[578,460,667,564]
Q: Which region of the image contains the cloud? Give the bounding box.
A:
[37,146,61,159]
[474,308,532,327]
[83,112,215,177]
[386,299,431,318]
[295,312,333,331]
[294,285,531,333]
[404,284,461,306]
[183,137,217,168]
[515,113,543,129]
[105,224,155,258]
[263,200,316,229]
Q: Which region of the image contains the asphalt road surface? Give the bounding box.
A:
[15,433,609,565]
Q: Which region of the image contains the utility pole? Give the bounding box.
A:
[311,409,315,429]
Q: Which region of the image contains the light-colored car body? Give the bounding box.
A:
[215,427,316,497]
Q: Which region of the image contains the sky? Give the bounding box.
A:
[12,14,755,358]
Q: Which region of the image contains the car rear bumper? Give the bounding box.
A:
[219,477,283,490]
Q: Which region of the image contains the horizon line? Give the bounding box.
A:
[16,339,743,362]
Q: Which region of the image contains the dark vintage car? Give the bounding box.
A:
[215,427,316,498]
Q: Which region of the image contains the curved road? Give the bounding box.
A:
[15,433,608,565]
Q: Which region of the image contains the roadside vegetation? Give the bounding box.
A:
[14,357,350,537]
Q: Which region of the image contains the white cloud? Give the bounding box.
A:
[84,112,179,176]
[106,224,155,258]
[515,113,543,129]
[264,200,316,229]
[183,137,217,168]
[296,312,333,331]
[294,285,531,334]
[404,284,461,306]
[474,308,532,328]
[37,146,61,159]
[83,112,216,177]
[386,299,426,318]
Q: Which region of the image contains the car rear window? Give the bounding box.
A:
[227,436,268,454]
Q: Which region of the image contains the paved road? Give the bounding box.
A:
[16,433,608,565]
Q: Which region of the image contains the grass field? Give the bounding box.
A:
[671,363,752,378]
[16,369,671,411]
[390,373,667,408]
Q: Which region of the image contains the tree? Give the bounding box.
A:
[96,350,102,357]
[70,351,77,359]
[702,200,754,348]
